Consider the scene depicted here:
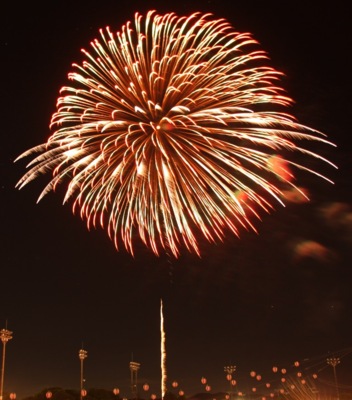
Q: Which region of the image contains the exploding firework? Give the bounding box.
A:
[15,11,336,257]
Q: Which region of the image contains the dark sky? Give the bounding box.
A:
[2,1,352,399]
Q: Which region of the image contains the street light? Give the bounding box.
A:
[327,357,340,400]
[224,365,236,376]
[79,349,88,400]
[0,328,13,400]
[224,365,236,400]
[130,361,140,399]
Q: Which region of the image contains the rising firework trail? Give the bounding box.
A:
[160,299,167,399]
[15,11,336,257]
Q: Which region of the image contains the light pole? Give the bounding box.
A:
[0,328,13,400]
[327,357,340,400]
[224,365,236,400]
[130,361,140,399]
[79,349,88,400]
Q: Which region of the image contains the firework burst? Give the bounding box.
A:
[16,10,336,257]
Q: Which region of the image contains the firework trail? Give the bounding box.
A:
[15,11,336,257]
[160,299,167,399]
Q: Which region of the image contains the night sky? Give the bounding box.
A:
[2,1,352,399]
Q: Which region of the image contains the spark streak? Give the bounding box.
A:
[160,299,167,399]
